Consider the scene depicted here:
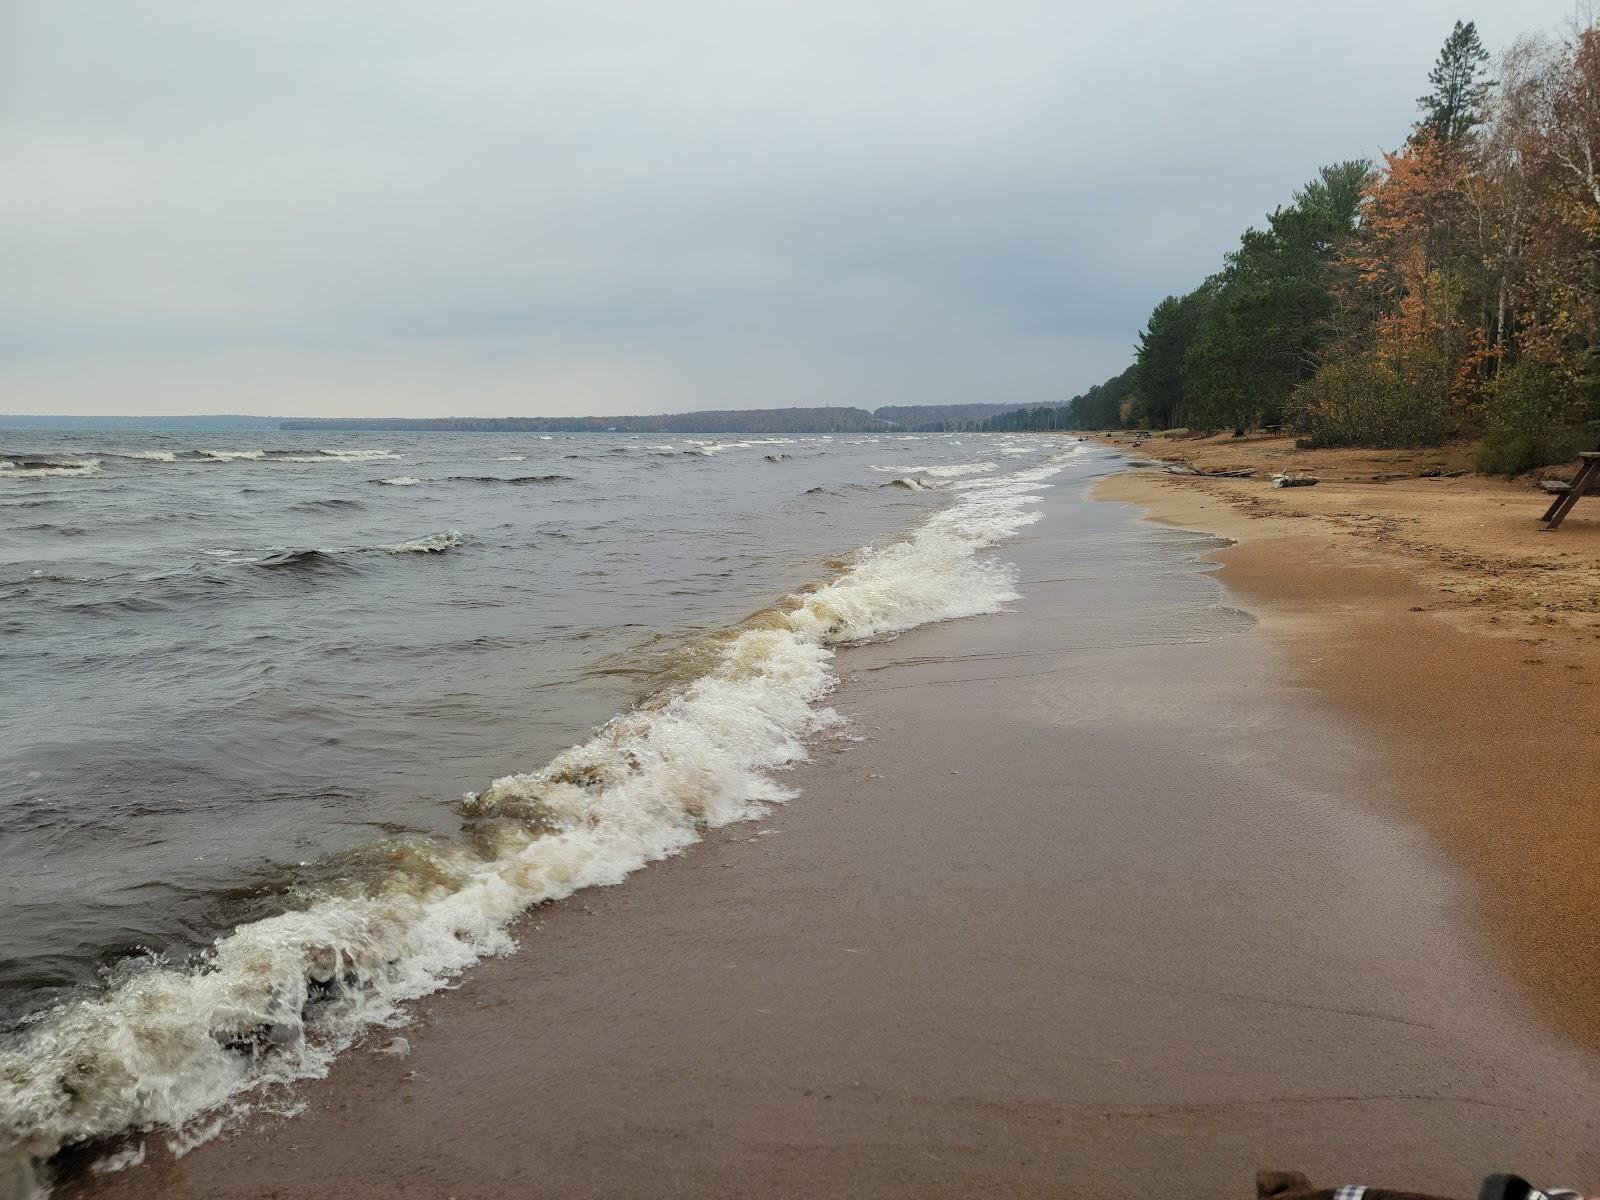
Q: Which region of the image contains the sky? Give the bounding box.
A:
[0,2,1583,418]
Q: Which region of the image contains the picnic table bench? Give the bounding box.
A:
[1540,451,1600,530]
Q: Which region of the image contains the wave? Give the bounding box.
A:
[110,450,177,463]
[0,448,397,473]
[250,548,355,575]
[0,451,1075,1188]
[301,449,396,462]
[374,474,566,488]
[192,449,398,464]
[380,531,463,555]
[0,458,101,480]
[885,477,925,490]
[199,532,463,575]
[287,498,364,512]
[869,462,996,478]
[442,474,572,486]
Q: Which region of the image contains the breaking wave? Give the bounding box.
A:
[381,531,463,555]
[0,458,101,480]
[0,451,1076,1190]
[869,461,996,478]
[194,449,398,464]
[0,449,392,477]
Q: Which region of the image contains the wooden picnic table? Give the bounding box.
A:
[1540,451,1600,530]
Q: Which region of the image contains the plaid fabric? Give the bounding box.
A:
[1333,1188,1368,1200]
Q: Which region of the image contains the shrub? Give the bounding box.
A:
[1474,362,1585,475]
[1288,357,1451,448]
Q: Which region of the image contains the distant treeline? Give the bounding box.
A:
[278,403,1020,435]
[1061,16,1600,473]
[0,414,282,431]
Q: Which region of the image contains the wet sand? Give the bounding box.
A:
[63,455,1600,1199]
[1097,464,1600,1055]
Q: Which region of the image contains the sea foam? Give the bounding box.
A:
[381,531,463,554]
[0,449,1076,1191]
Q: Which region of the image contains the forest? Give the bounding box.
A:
[1045,15,1600,473]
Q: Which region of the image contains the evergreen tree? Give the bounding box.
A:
[1135,290,1212,427]
[1179,161,1370,429]
[1417,20,1495,144]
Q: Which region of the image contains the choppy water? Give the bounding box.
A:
[0,426,1081,1186]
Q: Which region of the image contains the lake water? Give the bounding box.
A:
[0,426,1081,1180]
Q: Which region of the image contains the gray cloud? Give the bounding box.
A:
[0,1,1574,416]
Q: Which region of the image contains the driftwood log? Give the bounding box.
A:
[1271,472,1320,488]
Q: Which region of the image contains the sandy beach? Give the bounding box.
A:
[1096,432,1600,1050]
[57,447,1600,1199]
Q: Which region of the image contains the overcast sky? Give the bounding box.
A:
[0,2,1581,418]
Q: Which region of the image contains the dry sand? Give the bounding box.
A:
[1098,430,1600,645]
[59,454,1600,1199]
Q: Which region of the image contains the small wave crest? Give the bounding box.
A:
[202,531,464,574]
[381,531,463,555]
[113,450,178,462]
[442,474,572,486]
[287,498,364,513]
[193,449,398,464]
[869,461,996,478]
[0,458,102,480]
[252,548,353,575]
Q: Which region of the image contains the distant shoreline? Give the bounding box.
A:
[0,404,1023,435]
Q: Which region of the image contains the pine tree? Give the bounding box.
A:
[1417,21,1495,144]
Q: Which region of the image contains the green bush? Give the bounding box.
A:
[1288,356,1451,448]
[1474,362,1585,475]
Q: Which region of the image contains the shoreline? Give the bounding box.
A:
[1094,456,1600,1053]
[55,449,1600,1199]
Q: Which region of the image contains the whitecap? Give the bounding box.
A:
[869,462,996,478]
[380,531,463,555]
[196,449,266,462]
[0,458,102,479]
[312,449,397,462]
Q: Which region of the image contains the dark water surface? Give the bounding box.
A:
[1,430,1032,1018]
[2,428,1110,1191]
